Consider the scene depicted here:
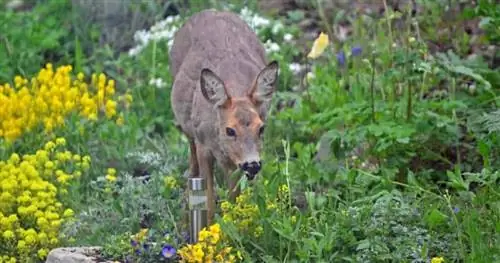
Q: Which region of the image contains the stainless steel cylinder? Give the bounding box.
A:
[189,209,208,243]
[187,177,208,244]
[188,177,206,191]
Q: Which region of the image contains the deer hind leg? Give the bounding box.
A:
[196,143,216,225]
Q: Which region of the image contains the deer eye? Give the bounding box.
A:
[226,127,236,137]
[259,125,265,136]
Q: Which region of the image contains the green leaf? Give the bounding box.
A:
[396,137,410,144]
[425,208,448,228]
[286,10,305,22]
[356,239,371,250]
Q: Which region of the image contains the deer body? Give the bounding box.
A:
[169,10,279,223]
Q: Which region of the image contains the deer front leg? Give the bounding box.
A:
[188,140,199,177]
[196,143,215,225]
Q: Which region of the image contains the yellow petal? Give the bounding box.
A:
[307,32,329,59]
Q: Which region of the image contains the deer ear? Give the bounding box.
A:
[250,60,279,104]
[200,68,228,107]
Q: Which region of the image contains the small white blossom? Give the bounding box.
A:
[288,63,302,75]
[272,22,284,35]
[149,78,167,89]
[306,72,315,81]
[128,15,181,57]
[239,7,271,34]
[264,39,280,54]
[284,33,293,42]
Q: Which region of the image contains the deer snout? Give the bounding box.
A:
[239,160,262,180]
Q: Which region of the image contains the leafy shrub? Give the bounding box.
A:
[0,1,74,83]
[65,149,187,262]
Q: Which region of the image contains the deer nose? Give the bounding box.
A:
[240,161,262,178]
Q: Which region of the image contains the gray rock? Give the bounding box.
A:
[45,247,112,263]
[71,0,165,52]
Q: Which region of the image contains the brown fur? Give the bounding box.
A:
[169,10,279,224]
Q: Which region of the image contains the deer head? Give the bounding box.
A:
[199,60,279,180]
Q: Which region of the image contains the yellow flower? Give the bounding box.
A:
[16,240,26,251]
[105,174,117,183]
[2,230,15,239]
[37,248,48,259]
[73,154,81,161]
[209,223,220,235]
[198,229,209,242]
[116,115,125,126]
[307,32,329,59]
[431,257,445,263]
[55,138,66,146]
[254,226,263,237]
[44,141,56,151]
[0,64,129,143]
[63,208,74,218]
[107,168,116,176]
[44,161,55,170]
[0,139,89,261]
[135,228,148,241]
[164,176,177,189]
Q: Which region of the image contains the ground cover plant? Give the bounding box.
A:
[0,0,498,262]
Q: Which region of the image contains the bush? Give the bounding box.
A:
[0,63,131,144]
[0,138,89,262]
[0,1,73,83]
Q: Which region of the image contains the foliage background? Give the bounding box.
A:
[0,0,499,262]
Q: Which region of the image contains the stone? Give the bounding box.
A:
[45,247,113,263]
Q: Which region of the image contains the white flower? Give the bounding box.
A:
[128,15,182,56]
[288,63,302,74]
[264,39,280,54]
[284,33,293,42]
[239,7,270,33]
[149,78,167,89]
[306,72,315,81]
[272,22,284,35]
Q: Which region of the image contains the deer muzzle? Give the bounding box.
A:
[239,160,262,180]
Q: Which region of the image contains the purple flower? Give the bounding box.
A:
[130,239,138,247]
[181,231,190,243]
[336,51,346,66]
[162,244,176,258]
[351,45,362,56]
[143,243,150,251]
[453,207,460,214]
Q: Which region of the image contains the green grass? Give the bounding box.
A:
[0,0,499,262]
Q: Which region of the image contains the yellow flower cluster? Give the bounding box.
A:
[0,63,133,143]
[105,168,117,183]
[164,175,177,189]
[178,223,242,263]
[178,184,293,262]
[431,257,445,263]
[220,189,261,238]
[220,184,292,239]
[0,138,87,262]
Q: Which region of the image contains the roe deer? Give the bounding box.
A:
[169,9,279,223]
